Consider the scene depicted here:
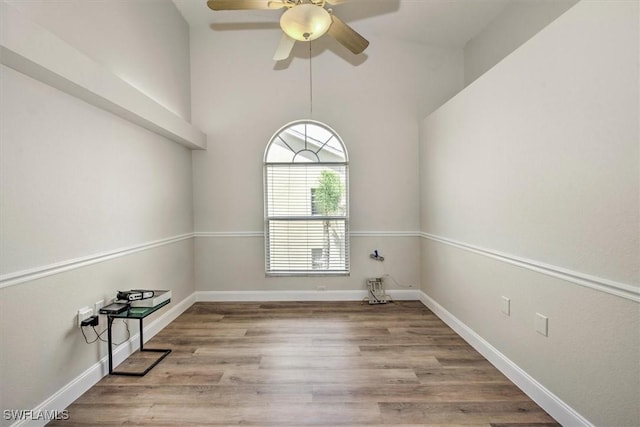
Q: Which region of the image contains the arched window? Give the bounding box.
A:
[264,120,349,275]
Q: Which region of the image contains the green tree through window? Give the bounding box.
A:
[315,170,344,268]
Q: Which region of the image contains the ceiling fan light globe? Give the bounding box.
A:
[280,4,332,41]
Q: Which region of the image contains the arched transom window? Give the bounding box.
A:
[264,120,349,275]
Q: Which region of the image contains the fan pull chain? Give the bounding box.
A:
[309,41,313,118]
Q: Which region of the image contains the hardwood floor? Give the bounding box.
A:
[50,301,560,426]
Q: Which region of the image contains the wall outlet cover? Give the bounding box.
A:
[501,296,510,316]
[94,300,105,314]
[535,313,549,336]
[77,307,93,327]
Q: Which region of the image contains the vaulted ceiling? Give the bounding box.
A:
[173,0,511,49]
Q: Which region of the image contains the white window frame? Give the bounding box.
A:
[263,120,350,276]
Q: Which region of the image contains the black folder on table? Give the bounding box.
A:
[99,303,129,315]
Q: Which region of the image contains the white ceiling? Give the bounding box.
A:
[173,0,511,49]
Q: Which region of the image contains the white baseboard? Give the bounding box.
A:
[16,289,422,426]
[418,290,593,427]
[19,290,589,427]
[12,293,196,427]
[195,289,420,302]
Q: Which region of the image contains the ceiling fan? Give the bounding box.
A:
[206,0,370,61]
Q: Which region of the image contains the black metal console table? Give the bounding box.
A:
[107,299,171,376]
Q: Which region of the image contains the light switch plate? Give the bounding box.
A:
[501,296,510,316]
[535,313,549,336]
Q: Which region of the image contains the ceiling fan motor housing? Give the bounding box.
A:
[280,4,332,41]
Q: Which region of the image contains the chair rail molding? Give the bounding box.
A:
[420,232,639,303]
[0,233,194,289]
[194,231,421,238]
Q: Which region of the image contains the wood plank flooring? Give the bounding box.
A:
[49,301,560,426]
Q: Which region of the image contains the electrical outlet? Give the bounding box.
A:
[77,307,93,327]
[94,299,105,314]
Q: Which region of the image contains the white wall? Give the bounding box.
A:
[190,27,463,292]
[464,0,578,86]
[0,1,194,422]
[5,0,191,121]
[420,1,639,425]
[0,65,194,275]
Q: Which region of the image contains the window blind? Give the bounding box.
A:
[265,163,349,274]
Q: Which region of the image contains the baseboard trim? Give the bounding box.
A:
[19,290,591,427]
[12,293,196,427]
[418,290,593,427]
[195,289,420,302]
[194,231,263,238]
[351,231,420,237]
[17,289,419,426]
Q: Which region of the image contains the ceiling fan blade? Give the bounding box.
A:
[325,0,349,4]
[206,0,280,11]
[268,1,290,9]
[328,14,369,55]
[273,33,296,61]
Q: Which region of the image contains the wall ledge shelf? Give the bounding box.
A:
[0,2,207,150]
